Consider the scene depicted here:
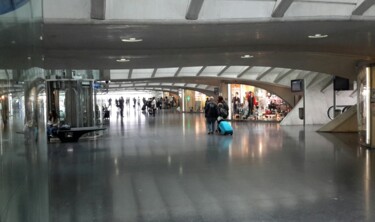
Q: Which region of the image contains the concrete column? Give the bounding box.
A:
[101,69,110,81]
[91,0,106,20]
[180,89,185,112]
[219,82,228,100]
[219,82,231,119]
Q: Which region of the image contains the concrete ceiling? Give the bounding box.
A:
[2,0,375,94]
[0,20,371,80]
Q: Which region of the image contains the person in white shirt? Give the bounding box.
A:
[151,97,157,116]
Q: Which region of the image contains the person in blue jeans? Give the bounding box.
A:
[204,97,218,134]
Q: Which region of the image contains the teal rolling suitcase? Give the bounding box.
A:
[218,121,233,135]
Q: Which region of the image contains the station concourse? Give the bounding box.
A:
[1,0,375,221]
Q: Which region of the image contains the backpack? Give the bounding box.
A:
[218,104,228,118]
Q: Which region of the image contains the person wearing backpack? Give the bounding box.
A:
[205,97,218,134]
[217,96,229,119]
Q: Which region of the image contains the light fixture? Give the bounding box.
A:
[241,54,254,59]
[116,58,130,62]
[308,34,328,39]
[121,37,142,42]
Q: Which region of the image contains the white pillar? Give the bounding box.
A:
[227,84,232,120]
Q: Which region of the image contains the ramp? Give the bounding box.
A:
[318,105,358,133]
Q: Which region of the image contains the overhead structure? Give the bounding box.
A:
[352,0,375,15]
[91,0,106,20]
[256,67,274,80]
[185,0,204,20]
[272,0,295,17]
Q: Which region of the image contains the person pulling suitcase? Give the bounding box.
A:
[217,96,233,135]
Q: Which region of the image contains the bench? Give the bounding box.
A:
[54,126,106,142]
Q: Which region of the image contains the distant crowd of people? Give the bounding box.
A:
[101,96,179,119]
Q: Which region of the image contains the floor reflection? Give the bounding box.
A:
[1,112,375,221]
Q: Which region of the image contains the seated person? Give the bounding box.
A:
[47,110,59,140]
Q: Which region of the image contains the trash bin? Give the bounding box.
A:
[299,108,304,120]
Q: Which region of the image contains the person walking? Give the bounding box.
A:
[244,91,256,119]
[151,97,157,116]
[204,97,218,135]
[217,96,229,133]
[232,92,240,118]
[119,96,124,117]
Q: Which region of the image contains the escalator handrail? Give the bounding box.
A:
[327,105,353,120]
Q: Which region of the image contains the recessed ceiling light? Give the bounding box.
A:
[121,37,142,42]
[308,34,328,39]
[11,40,16,44]
[241,54,254,59]
[116,58,130,62]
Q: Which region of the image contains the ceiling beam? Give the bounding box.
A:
[217,66,230,77]
[91,0,106,20]
[256,67,274,80]
[306,72,320,88]
[352,0,375,15]
[237,66,252,78]
[150,68,157,78]
[274,69,294,83]
[272,0,294,17]
[186,0,204,20]
[350,88,358,97]
[128,69,133,79]
[320,77,334,93]
[296,71,312,80]
[110,86,213,95]
[174,67,183,77]
[196,66,206,76]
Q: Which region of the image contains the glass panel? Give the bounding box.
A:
[59,90,66,121]
[155,68,179,77]
[179,67,203,76]
[357,67,371,146]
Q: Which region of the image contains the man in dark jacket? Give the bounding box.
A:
[244,91,255,119]
[205,97,218,134]
[232,92,240,117]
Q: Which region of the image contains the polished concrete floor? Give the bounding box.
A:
[1,109,375,222]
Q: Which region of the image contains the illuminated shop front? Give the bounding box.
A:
[230,84,291,121]
[181,90,208,112]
